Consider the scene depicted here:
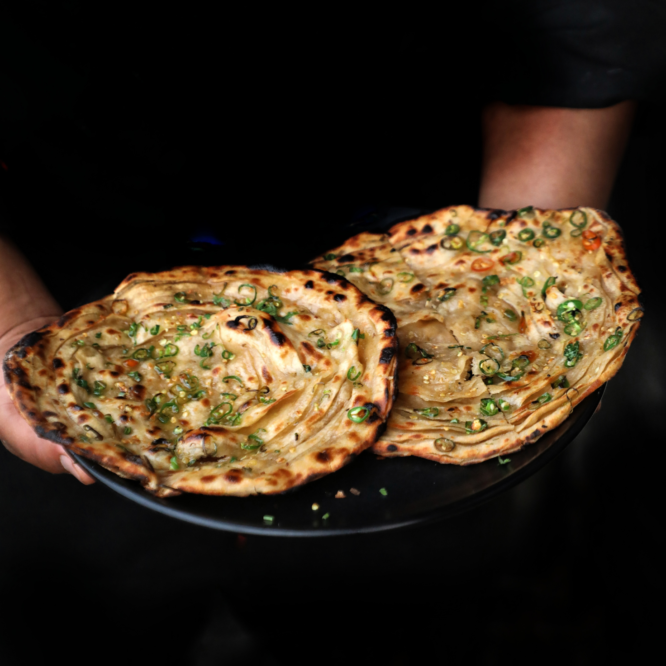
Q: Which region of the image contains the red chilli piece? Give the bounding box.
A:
[471,257,494,272]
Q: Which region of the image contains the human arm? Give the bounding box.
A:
[478,101,636,210]
[0,237,94,483]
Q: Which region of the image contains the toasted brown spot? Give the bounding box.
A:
[338,254,355,263]
[315,450,331,463]
[387,444,398,452]
[305,280,314,289]
[262,366,274,383]
[422,224,433,234]
[410,284,425,294]
[468,287,477,293]
[333,293,346,302]
[224,470,243,483]
[52,358,64,370]
[263,318,287,346]
[406,228,417,236]
[200,475,217,484]
[379,347,395,364]
[57,384,70,395]
[128,385,146,401]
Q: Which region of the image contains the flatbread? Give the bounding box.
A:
[312,205,642,464]
[3,266,398,495]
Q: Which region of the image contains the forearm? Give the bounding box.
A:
[0,237,62,341]
[478,101,636,210]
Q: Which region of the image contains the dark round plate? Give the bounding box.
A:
[71,384,603,536]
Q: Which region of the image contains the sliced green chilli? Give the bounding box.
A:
[347,366,362,381]
[517,276,535,296]
[603,327,623,351]
[542,276,557,298]
[150,325,160,335]
[627,307,644,322]
[500,251,522,265]
[479,358,499,376]
[466,230,492,253]
[481,342,504,361]
[556,299,583,321]
[174,292,188,303]
[569,210,588,229]
[551,375,570,389]
[221,350,235,360]
[439,287,457,301]
[445,223,460,235]
[537,339,552,350]
[490,229,506,246]
[543,225,561,238]
[397,272,414,283]
[347,406,370,423]
[162,343,179,357]
[482,274,500,289]
[533,239,545,248]
[434,438,455,453]
[206,402,233,425]
[155,360,176,378]
[323,253,337,261]
[517,206,534,217]
[440,236,464,250]
[564,321,583,336]
[377,278,394,295]
[517,228,535,242]
[223,375,244,386]
[498,399,511,412]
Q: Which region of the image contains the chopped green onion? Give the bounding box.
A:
[482,274,500,289]
[104,414,113,423]
[480,398,499,416]
[498,456,511,465]
[234,284,257,306]
[445,223,460,235]
[379,488,388,496]
[517,228,535,241]
[348,266,363,273]
[213,293,230,307]
[504,309,518,322]
[479,358,499,376]
[415,407,439,419]
[351,328,365,342]
[347,366,362,381]
[206,402,233,425]
[347,406,370,423]
[83,402,95,409]
[303,364,312,372]
[124,427,132,435]
[150,325,160,335]
[564,341,582,367]
[584,297,603,311]
[321,513,330,521]
[276,311,298,325]
[93,381,107,396]
[128,371,142,382]
[405,343,433,360]
[174,292,188,303]
[323,253,337,261]
[259,396,276,405]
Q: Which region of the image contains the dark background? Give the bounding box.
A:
[1,4,664,665]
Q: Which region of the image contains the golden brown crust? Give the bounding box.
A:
[4,267,397,496]
[313,205,642,464]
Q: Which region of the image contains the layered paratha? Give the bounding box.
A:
[312,206,642,464]
[4,267,398,496]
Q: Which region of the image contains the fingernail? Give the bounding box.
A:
[60,454,94,484]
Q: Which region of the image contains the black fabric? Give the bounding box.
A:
[2,1,666,284]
